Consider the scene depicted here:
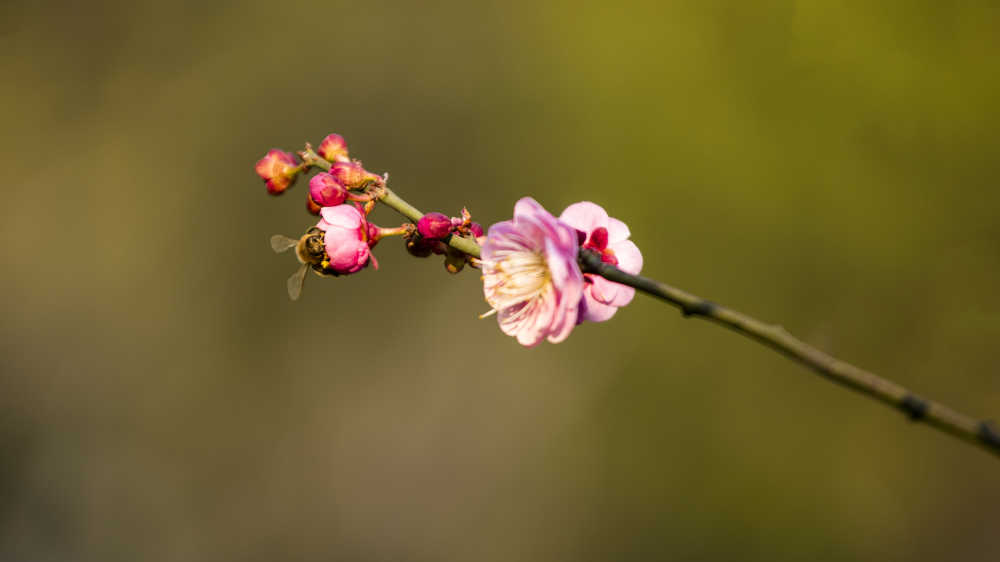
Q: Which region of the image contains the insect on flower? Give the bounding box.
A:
[270,227,335,300]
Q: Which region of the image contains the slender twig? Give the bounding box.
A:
[578,250,1000,459]
[377,188,482,258]
[352,180,999,459]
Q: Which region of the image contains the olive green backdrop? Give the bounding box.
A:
[2,1,999,560]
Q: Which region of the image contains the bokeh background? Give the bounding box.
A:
[2,1,999,560]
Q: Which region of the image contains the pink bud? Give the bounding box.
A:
[317,133,350,162]
[309,172,348,207]
[417,212,452,239]
[254,149,300,195]
[469,222,484,238]
[329,161,382,189]
[316,206,372,274]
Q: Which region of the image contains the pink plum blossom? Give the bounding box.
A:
[559,202,643,323]
[316,205,375,274]
[254,149,300,195]
[481,197,584,347]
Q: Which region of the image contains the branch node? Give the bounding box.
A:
[978,421,1000,449]
[681,300,717,318]
[899,394,929,420]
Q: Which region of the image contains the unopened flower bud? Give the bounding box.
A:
[417,212,452,239]
[255,149,300,195]
[444,247,466,274]
[317,133,350,162]
[329,161,382,189]
[309,172,348,207]
[406,237,435,258]
[306,193,322,215]
[469,222,484,238]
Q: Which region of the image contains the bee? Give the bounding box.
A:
[270,227,335,300]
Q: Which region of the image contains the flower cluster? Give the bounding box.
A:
[258,134,407,290]
[255,133,642,347]
[480,198,642,346]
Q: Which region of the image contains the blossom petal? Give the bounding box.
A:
[587,275,620,305]
[560,201,609,234]
[513,197,552,224]
[610,285,636,307]
[580,293,619,323]
[547,260,583,343]
[607,218,631,244]
[320,205,362,229]
[611,240,643,275]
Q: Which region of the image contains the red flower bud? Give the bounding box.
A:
[317,133,349,162]
[254,149,300,195]
[417,212,453,239]
[406,237,435,258]
[308,172,348,207]
[469,222,484,238]
[329,161,382,189]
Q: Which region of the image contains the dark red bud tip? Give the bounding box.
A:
[469,222,484,238]
[417,212,453,239]
[309,172,349,207]
[406,238,434,258]
[306,193,322,215]
[576,229,587,246]
[589,227,609,250]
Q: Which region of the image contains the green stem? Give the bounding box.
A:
[578,249,1000,459]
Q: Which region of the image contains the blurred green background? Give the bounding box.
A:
[2,1,999,560]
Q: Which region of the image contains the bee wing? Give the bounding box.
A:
[271,234,299,253]
[287,263,308,301]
